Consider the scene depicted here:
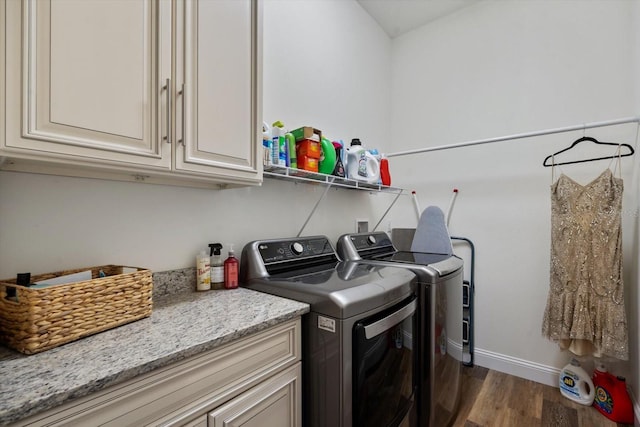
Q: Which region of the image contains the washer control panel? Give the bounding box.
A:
[258,236,336,264]
[241,235,339,281]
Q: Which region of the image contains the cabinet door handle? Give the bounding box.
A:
[178,83,185,145]
[163,78,172,144]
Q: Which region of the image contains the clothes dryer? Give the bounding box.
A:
[336,232,463,427]
[240,235,419,427]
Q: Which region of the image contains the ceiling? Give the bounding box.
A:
[357,0,481,38]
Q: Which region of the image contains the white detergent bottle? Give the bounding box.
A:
[345,138,380,184]
[559,358,595,405]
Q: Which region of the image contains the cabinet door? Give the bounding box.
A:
[175,0,262,184]
[208,363,301,427]
[4,0,171,169]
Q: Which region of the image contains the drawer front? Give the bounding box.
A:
[14,319,301,427]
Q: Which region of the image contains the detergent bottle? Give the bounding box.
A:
[345,138,380,184]
[262,122,272,166]
[271,121,287,166]
[368,148,382,184]
[380,154,391,186]
[592,364,634,424]
[559,358,595,405]
[319,137,337,174]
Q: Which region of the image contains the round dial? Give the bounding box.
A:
[367,235,377,245]
[291,242,304,255]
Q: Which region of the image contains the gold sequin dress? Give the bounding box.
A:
[542,168,629,360]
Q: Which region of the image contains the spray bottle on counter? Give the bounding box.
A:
[559,358,595,405]
[209,243,224,290]
[224,244,239,289]
[196,250,211,291]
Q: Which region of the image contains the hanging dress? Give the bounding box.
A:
[541,154,629,360]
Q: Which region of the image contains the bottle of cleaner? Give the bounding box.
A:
[224,245,239,289]
[368,148,381,184]
[271,121,287,166]
[209,243,224,290]
[262,122,272,166]
[380,155,391,186]
[345,138,380,184]
[332,141,346,177]
[319,136,337,174]
[286,133,297,168]
[559,358,595,405]
[196,250,211,291]
[592,364,634,424]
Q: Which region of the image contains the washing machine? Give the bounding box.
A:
[240,235,419,427]
[336,232,463,427]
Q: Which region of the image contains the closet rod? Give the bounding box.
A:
[386,116,640,158]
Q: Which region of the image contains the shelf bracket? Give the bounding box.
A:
[262,165,405,237]
[297,176,336,237]
[372,191,403,232]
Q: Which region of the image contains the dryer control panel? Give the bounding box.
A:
[336,232,396,260]
[348,232,394,251]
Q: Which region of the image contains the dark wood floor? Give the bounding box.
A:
[452,366,634,427]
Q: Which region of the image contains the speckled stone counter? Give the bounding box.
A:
[0,280,309,425]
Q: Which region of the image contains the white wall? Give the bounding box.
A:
[0,0,392,278]
[263,0,392,148]
[2,0,638,414]
[387,0,639,403]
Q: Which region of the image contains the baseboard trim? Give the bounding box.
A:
[473,347,560,387]
[473,347,640,425]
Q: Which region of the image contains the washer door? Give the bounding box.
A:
[352,296,418,427]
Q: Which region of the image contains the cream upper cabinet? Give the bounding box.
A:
[1,0,262,189]
[4,0,171,168]
[175,0,262,183]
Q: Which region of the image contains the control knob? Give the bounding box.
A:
[291,242,304,255]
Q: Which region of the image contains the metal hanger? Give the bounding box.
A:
[542,136,634,167]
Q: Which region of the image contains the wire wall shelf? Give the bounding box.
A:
[263,165,404,195]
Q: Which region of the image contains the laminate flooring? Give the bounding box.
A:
[452,366,634,427]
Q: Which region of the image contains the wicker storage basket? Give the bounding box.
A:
[0,265,152,354]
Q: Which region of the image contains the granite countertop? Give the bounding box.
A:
[0,284,309,425]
